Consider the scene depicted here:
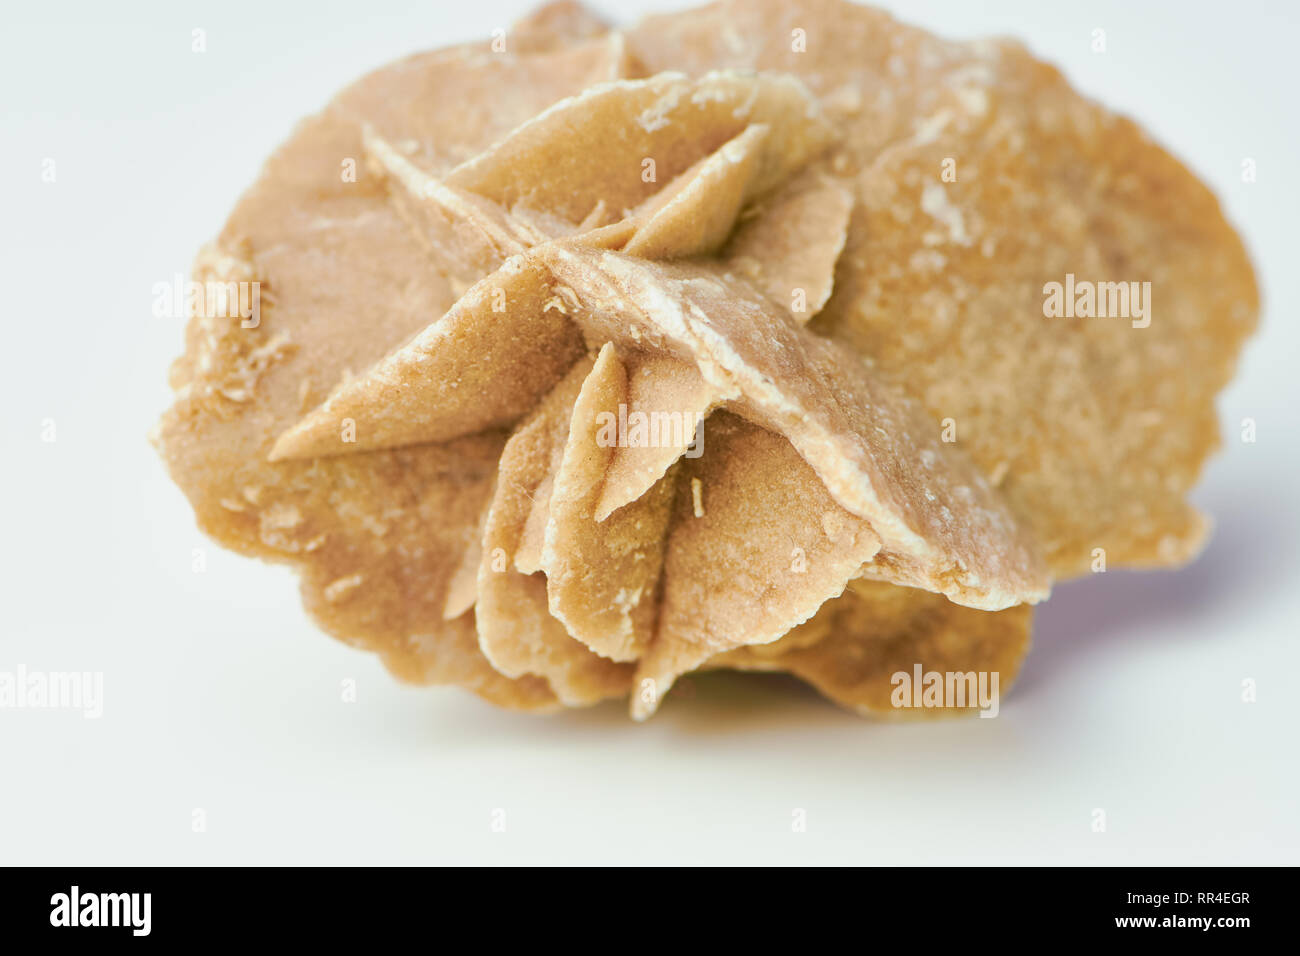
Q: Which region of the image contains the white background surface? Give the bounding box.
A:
[1,0,1296,865]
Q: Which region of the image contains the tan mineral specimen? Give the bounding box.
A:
[713,579,1033,718]
[154,0,1256,721]
[627,0,1258,577]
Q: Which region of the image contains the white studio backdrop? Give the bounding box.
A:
[0,0,1295,864]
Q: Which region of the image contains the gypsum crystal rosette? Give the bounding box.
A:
[154,0,1257,720]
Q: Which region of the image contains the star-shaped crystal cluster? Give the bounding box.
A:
[265,71,1046,715]
[155,0,1256,720]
